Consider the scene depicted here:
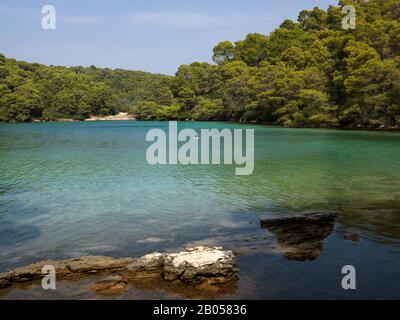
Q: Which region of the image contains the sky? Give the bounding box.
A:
[0,0,338,75]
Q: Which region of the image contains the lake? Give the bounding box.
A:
[0,121,399,299]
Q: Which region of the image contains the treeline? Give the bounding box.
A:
[132,0,400,128]
[0,55,170,122]
[1,0,400,128]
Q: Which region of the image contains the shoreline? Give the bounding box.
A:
[0,246,238,299]
[1,118,399,132]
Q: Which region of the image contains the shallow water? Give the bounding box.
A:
[0,121,399,299]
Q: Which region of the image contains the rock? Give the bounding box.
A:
[137,237,171,244]
[0,247,238,291]
[0,256,133,289]
[2,260,69,284]
[261,212,338,261]
[0,276,10,289]
[344,232,360,242]
[198,279,222,293]
[57,118,79,122]
[163,246,238,284]
[90,275,127,294]
[66,256,134,273]
[125,252,165,271]
[102,275,125,282]
[85,112,135,122]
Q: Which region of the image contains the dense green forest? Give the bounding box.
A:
[1,0,400,128]
[0,56,170,121]
[132,0,400,128]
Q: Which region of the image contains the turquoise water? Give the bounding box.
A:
[1,121,400,299]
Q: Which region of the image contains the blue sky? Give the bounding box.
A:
[0,0,338,75]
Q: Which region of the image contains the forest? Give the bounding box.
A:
[0,57,169,122]
[1,0,400,128]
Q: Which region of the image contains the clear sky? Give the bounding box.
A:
[0,0,338,75]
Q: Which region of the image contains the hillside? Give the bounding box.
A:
[1,0,400,128]
[131,0,400,128]
[0,55,170,122]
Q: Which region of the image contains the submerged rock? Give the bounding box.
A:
[0,246,238,293]
[90,275,127,294]
[343,232,360,242]
[261,212,338,261]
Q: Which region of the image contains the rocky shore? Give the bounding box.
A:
[31,112,135,123]
[84,112,135,121]
[0,212,345,298]
[0,246,238,297]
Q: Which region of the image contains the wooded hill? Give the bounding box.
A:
[1,0,399,128]
[0,57,170,122]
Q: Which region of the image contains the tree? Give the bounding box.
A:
[299,89,338,127]
[280,47,307,69]
[0,80,43,122]
[130,101,162,120]
[234,33,269,67]
[1,0,400,128]
[298,7,328,31]
[0,53,170,122]
[87,82,116,116]
[192,98,225,121]
[342,59,400,127]
[212,41,235,64]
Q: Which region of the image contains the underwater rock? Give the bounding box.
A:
[261,212,338,261]
[90,275,128,294]
[344,232,360,242]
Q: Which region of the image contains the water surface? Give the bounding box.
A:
[0,121,399,299]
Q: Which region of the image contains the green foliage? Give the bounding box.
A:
[130,101,162,120]
[0,57,170,122]
[1,0,400,128]
[192,98,225,121]
[298,7,328,31]
[234,33,269,67]
[212,41,235,64]
[160,0,400,128]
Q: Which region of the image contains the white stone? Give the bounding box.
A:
[167,246,229,268]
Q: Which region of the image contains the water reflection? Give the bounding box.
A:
[0,269,238,300]
[261,212,338,261]
[337,199,400,245]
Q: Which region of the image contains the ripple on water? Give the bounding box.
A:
[1,122,400,298]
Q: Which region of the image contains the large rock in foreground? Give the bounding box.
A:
[0,246,238,291]
[163,246,237,284]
